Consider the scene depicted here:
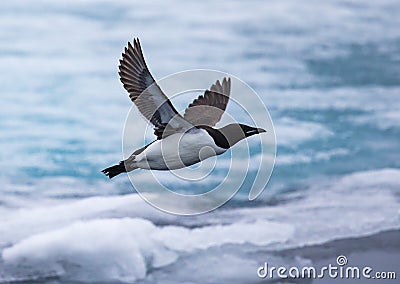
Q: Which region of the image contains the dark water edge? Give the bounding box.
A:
[270,229,400,284]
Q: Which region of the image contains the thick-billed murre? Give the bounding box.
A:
[102,38,266,178]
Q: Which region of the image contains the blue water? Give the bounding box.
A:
[1,0,399,283]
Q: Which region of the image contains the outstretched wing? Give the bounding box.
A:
[119,38,193,139]
[183,77,231,127]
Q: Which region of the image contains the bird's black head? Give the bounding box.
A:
[203,123,266,149]
[238,124,267,138]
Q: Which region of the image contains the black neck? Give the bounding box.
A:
[198,126,230,149]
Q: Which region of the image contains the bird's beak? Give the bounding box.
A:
[257,128,267,133]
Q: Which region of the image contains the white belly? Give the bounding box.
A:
[133,130,226,170]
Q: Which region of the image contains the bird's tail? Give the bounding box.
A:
[102,161,127,179]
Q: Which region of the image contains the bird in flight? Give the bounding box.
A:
[102,38,266,178]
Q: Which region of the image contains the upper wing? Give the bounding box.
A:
[119,38,193,139]
[183,77,231,127]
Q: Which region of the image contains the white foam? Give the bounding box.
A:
[2,218,293,283]
[267,87,400,112]
[2,218,172,283]
[277,148,349,165]
[335,168,400,190]
[353,109,400,130]
[274,117,333,148]
[0,193,168,246]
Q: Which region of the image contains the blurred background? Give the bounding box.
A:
[0,0,399,283]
